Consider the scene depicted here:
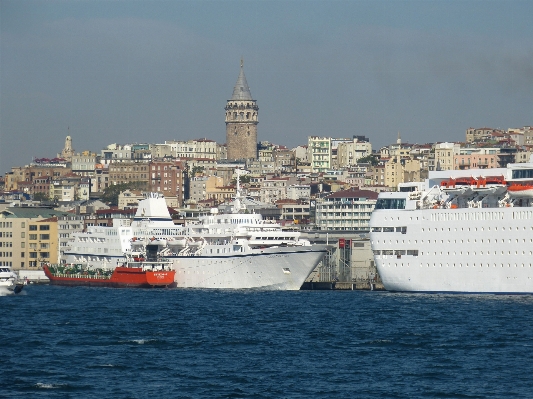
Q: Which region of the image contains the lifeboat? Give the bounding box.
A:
[167,237,187,248]
[483,175,507,195]
[440,177,474,195]
[507,182,533,198]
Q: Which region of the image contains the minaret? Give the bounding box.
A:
[397,131,402,145]
[225,59,258,160]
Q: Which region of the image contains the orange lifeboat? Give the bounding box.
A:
[508,182,533,198]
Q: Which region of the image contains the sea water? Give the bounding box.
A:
[2,285,533,398]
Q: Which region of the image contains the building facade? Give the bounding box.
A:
[0,208,69,270]
[149,160,187,206]
[108,161,150,190]
[315,188,378,232]
[309,136,332,173]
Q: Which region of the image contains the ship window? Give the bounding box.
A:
[374,198,405,210]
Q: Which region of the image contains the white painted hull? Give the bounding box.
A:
[370,207,533,293]
[170,246,328,290]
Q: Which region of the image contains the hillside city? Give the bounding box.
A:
[0,64,531,273]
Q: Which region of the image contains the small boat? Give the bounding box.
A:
[0,266,24,294]
[43,251,176,288]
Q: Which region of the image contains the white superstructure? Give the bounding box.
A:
[64,193,183,268]
[370,159,533,293]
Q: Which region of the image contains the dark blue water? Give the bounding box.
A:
[2,286,533,398]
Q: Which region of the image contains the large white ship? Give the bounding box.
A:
[149,173,328,290]
[369,159,533,293]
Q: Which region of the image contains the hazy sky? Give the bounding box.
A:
[1,0,532,174]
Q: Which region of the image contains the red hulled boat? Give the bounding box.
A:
[43,258,176,288]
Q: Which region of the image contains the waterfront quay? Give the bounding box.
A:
[299,230,384,291]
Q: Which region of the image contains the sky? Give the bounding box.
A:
[1,0,532,174]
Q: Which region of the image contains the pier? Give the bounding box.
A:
[300,231,385,291]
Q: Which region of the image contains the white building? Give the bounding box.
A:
[101,144,133,165]
[315,188,378,232]
[337,139,372,168]
[287,184,311,201]
[167,139,219,160]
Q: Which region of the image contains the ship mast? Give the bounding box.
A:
[232,169,246,213]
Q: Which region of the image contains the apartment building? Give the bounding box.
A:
[309,136,332,173]
[101,144,133,165]
[91,165,109,194]
[108,161,150,190]
[149,160,187,206]
[278,200,310,222]
[167,139,219,160]
[315,188,378,232]
[4,163,72,191]
[50,176,91,202]
[454,148,500,170]
[71,151,98,177]
[0,208,70,270]
[434,142,460,171]
[466,127,502,143]
[287,185,311,201]
[273,148,295,174]
[260,177,290,203]
[337,139,372,168]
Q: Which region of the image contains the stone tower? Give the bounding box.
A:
[59,135,75,161]
[225,59,258,160]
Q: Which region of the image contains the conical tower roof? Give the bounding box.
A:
[231,59,253,101]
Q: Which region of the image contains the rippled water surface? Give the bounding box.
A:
[2,285,533,398]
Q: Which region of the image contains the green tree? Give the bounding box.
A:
[33,192,49,202]
[357,154,380,166]
[191,166,204,176]
[231,175,251,185]
[101,182,145,206]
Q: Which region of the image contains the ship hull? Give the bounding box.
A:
[370,207,533,293]
[43,266,176,288]
[170,246,328,290]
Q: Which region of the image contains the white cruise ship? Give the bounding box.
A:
[159,173,329,290]
[64,193,183,268]
[369,159,533,293]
